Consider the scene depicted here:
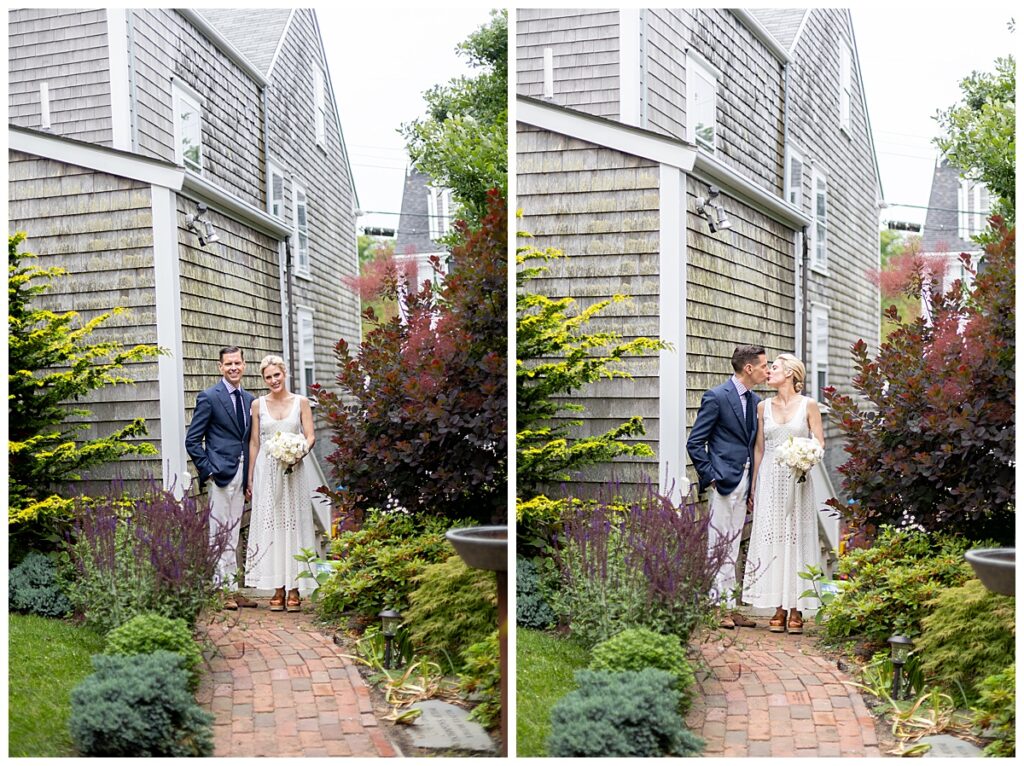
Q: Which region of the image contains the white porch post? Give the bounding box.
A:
[658,165,688,501]
[150,185,188,496]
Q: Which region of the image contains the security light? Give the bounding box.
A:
[185,202,220,247]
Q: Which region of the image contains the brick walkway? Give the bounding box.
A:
[195,601,398,758]
[684,619,883,757]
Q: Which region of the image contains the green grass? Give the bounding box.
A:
[516,628,590,757]
[9,614,106,757]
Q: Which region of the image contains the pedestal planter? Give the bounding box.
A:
[965,548,1015,596]
[446,526,508,756]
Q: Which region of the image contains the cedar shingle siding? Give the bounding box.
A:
[8,151,161,482]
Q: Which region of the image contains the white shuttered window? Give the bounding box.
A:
[293,185,309,276]
[686,54,718,151]
[811,305,830,403]
[297,308,315,394]
[810,169,828,272]
[268,162,284,219]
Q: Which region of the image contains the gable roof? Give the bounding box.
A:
[921,159,985,253]
[749,9,807,51]
[396,168,444,255]
[197,9,292,76]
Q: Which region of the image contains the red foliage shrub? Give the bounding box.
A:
[313,190,507,525]
[826,220,1014,544]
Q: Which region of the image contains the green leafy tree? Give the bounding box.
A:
[8,233,162,550]
[934,55,1015,229]
[401,9,507,227]
[517,233,667,545]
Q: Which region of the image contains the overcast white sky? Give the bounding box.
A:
[318,7,494,234]
[851,6,1016,229]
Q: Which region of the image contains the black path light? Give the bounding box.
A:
[888,634,913,700]
[379,609,402,670]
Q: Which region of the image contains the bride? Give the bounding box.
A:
[244,355,317,612]
[742,353,825,635]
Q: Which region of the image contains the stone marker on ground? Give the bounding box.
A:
[407,699,494,753]
[919,734,985,757]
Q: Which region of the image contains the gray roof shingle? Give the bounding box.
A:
[749,9,807,51]
[197,8,293,75]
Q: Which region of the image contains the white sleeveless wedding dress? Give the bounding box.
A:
[244,395,317,594]
[742,395,821,611]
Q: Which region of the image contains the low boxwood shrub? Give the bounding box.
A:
[820,526,990,643]
[548,668,704,757]
[69,651,213,757]
[104,613,203,691]
[972,664,1014,757]
[315,510,474,621]
[915,579,1015,705]
[9,551,72,618]
[404,555,496,671]
[516,556,555,630]
[589,627,696,714]
[458,630,500,730]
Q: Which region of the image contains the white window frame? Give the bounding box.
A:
[427,186,452,240]
[171,79,203,173]
[293,184,310,277]
[809,168,828,274]
[297,307,315,395]
[313,65,326,148]
[686,53,718,152]
[810,304,830,404]
[839,39,852,135]
[267,161,285,219]
[784,146,804,210]
[957,179,969,240]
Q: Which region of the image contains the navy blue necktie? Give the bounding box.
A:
[744,391,754,435]
[232,389,245,433]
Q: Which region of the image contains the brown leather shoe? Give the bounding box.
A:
[718,615,736,629]
[730,612,757,628]
[233,593,258,608]
[222,598,239,611]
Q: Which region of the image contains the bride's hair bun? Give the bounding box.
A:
[775,353,806,393]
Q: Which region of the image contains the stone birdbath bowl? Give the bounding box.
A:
[965,548,1015,596]
[446,526,508,756]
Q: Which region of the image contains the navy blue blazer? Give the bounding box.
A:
[686,380,760,496]
[185,382,255,489]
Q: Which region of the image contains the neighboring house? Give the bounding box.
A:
[920,158,989,295]
[8,8,360,502]
[517,8,883,563]
[394,167,453,296]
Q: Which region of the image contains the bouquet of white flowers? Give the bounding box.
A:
[266,431,307,475]
[775,435,824,484]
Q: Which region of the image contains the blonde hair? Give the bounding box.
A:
[776,353,806,393]
[259,354,287,376]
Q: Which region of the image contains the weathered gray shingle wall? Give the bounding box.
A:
[8,149,161,482]
[178,197,283,421]
[517,8,621,120]
[787,8,880,476]
[685,176,797,443]
[646,9,785,195]
[517,124,661,493]
[130,9,264,209]
[8,9,114,145]
[264,9,360,462]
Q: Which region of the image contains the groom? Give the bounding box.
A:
[185,346,257,610]
[687,345,769,629]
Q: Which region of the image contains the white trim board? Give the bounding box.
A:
[619,8,641,126]
[105,9,132,151]
[150,185,189,496]
[658,164,688,502]
[10,126,182,188]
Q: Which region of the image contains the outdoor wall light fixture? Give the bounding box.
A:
[696,185,733,234]
[185,202,220,247]
[888,634,913,699]
[379,609,402,670]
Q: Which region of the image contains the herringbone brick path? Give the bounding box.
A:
[195,602,398,758]
[685,620,885,757]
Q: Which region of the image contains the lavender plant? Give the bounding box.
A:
[65,481,232,632]
[552,482,736,646]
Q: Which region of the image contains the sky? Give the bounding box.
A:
[318,7,494,235]
[851,6,1016,230]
